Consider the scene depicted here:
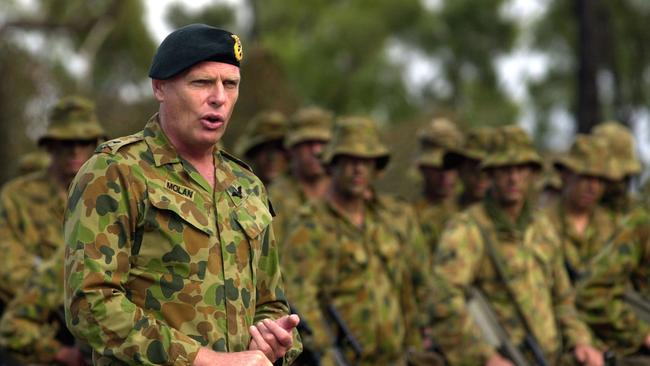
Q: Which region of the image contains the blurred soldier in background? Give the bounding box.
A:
[592,121,641,222]
[235,110,289,186]
[283,117,427,365]
[443,127,499,210]
[430,125,603,366]
[576,207,650,365]
[546,134,622,283]
[269,106,333,246]
[412,117,464,255]
[0,96,105,316]
[16,150,51,176]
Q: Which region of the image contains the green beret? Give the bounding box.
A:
[149,24,243,80]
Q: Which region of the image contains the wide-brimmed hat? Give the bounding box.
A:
[235,110,287,157]
[481,125,542,170]
[38,96,107,146]
[416,117,464,168]
[443,127,499,168]
[321,116,390,170]
[554,134,623,181]
[592,120,641,178]
[284,107,333,148]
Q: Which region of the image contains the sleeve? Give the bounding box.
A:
[281,212,334,357]
[63,156,202,365]
[429,216,496,364]
[575,221,650,352]
[0,189,38,300]
[0,248,66,363]
[251,206,303,365]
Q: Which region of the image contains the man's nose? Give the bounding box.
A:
[208,83,226,107]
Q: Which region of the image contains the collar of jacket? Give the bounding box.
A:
[483,191,533,240]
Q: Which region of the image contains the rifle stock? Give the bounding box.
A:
[324,303,363,366]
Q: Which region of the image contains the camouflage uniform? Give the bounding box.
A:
[0,245,70,364]
[576,208,650,359]
[430,126,594,364]
[546,134,622,282]
[412,117,464,255]
[592,121,641,222]
[234,110,287,158]
[268,107,333,245]
[283,117,423,365]
[17,150,51,176]
[0,96,105,308]
[64,115,301,365]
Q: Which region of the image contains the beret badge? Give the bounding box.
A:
[232,34,243,62]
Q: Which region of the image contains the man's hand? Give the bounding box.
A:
[574,344,604,366]
[193,348,271,366]
[54,346,87,366]
[248,314,300,362]
[485,352,515,366]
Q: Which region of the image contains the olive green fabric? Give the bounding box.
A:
[592,121,641,177]
[17,151,51,176]
[481,125,542,170]
[555,134,624,181]
[415,117,464,168]
[443,127,499,168]
[284,107,333,148]
[321,116,390,170]
[234,110,287,157]
[37,96,106,145]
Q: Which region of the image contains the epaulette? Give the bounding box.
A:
[96,133,144,155]
[220,149,254,173]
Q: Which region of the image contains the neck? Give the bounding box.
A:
[48,167,72,191]
[501,200,525,222]
[563,199,592,233]
[299,175,330,200]
[423,186,449,205]
[328,186,365,226]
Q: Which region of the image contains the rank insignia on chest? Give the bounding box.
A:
[165,180,196,199]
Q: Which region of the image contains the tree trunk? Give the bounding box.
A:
[575,0,602,133]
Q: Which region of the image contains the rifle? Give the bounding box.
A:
[468,286,533,366]
[623,289,650,324]
[324,303,363,366]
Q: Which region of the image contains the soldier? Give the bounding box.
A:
[575,208,650,365]
[430,125,603,365]
[0,96,106,314]
[234,110,289,186]
[63,24,301,366]
[443,126,499,210]
[268,106,333,246]
[412,117,464,255]
[546,134,622,283]
[592,121,641,222]
[282,116,425,365]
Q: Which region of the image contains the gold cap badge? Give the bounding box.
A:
[232,34,243,62]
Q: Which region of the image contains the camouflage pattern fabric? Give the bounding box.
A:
[412,197,458,258]
[268,174,310,248]
[554,134,624,182]
[38,96,107,145]
[592,121,641,178]
[0,170,67,305]
[415,117,464,168]
[0,245,68,364]
[321,116,390,170]
[282,197,423,366]
[234,110,287,158]
[576,208,650,356]
[430,195,593,364]
[284,107,333,148]
[17,150,51,176]
[63,115,301,365]
[480,125,542,170]
[544,201,617,283]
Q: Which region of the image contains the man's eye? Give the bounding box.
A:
[192,80,210,86]
[224,80,239,89]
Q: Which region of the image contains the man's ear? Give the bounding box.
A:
[152,79,165,102]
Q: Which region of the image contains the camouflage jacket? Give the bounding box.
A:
[64,115,301,365]
[0,169,66,304]
[0,245,68,364]
[282,196,422,365]
[544,200,617,283]
[430,196,593,364]
[267,174,308,247]
[575,208,650,355]
[412,197,458,259]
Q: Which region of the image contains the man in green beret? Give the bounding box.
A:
[430,125,603,365]
[268,106,333,246]
[235,110,289,186]
[63,24,301,366]
[412,117,464,255]
[0,95,105,365]
[282,116,429,365]
[544,134,622,284]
